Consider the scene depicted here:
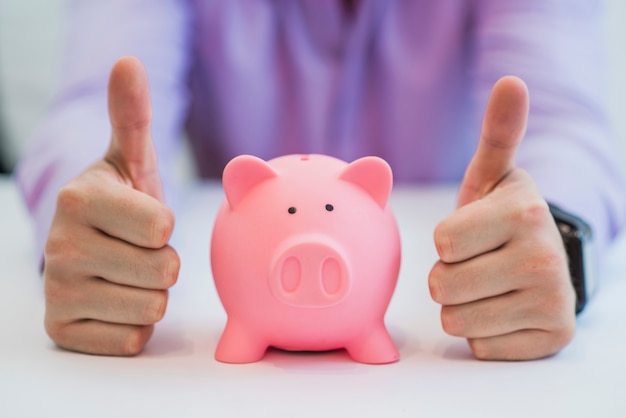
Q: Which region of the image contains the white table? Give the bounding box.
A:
[1,175,625,417]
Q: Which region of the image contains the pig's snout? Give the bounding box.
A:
[269,235,351,307]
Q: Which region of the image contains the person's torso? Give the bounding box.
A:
[185,0,478,181]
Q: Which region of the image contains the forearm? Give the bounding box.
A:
[15,0,193,262]
[16,96,110,261]
[470,0,626,257]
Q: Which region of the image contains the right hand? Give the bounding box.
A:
[43,56,180,355]
[428,77,575,360]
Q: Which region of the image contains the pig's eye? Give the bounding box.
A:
[325,204,334,212]
[287,207,297,214]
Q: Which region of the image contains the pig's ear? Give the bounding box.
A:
[222,155,278,209]
[339,156,392,209]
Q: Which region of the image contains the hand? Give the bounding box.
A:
[428,76,576,360]
[43,57,180,355]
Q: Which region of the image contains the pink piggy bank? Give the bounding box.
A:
[210,154,401,364]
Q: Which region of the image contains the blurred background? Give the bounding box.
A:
[0,0,625,175]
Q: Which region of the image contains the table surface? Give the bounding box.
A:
[1,175,625,418]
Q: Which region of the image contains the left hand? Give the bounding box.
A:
[428,76,576,360]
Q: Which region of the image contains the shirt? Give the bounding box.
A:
[16,0,626,264]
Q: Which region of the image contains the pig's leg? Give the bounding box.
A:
[214,319,268,363]
[345,325,399,364]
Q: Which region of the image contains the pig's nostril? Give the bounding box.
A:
[321,257,342,295]
[281,256,301,293]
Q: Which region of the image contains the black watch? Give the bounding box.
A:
[548,203,595,314]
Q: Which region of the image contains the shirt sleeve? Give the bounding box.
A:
[15,0,193,261]
[469,0,626,260]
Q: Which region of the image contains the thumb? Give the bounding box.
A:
[105,56,163,201]
[457,76,529,207]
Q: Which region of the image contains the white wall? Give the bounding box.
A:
[604,0,626,162]
[0,0,625,170]
[0,0,66,170]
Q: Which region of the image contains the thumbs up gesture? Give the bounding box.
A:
[43,57,180,355]
[429,76,576,360]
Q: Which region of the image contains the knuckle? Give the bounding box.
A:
[44,318,153,356]
[43,317,66,346]
[458,179,484,204]
[44,234,81,275]
[526,247,567,285]
[428,262,446,303]
[482,132,515,151]
[43,235,63,264]
[515,197,550,229]
[523,241,570,293]
[468,338,494,360]
[434,222,455,261]
[163,248,181,288]
[43,270,83,314]
[44,319,89,355]
[440,306,465,336]
[141,291,168,324]
[43,274,65,308]
[540,247,567,273]
[121,326,153,356]
[540,283,577,331]
[110,115,151,133]
[145,247,180,289]
[551,322,576,352]
[150,207,175,247]
[56,183,89,216]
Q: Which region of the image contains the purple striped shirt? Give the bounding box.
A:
[16,0,626,263]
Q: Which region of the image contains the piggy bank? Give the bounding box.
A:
[210,154,401,364]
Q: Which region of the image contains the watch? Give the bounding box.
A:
[548,203,595,314]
